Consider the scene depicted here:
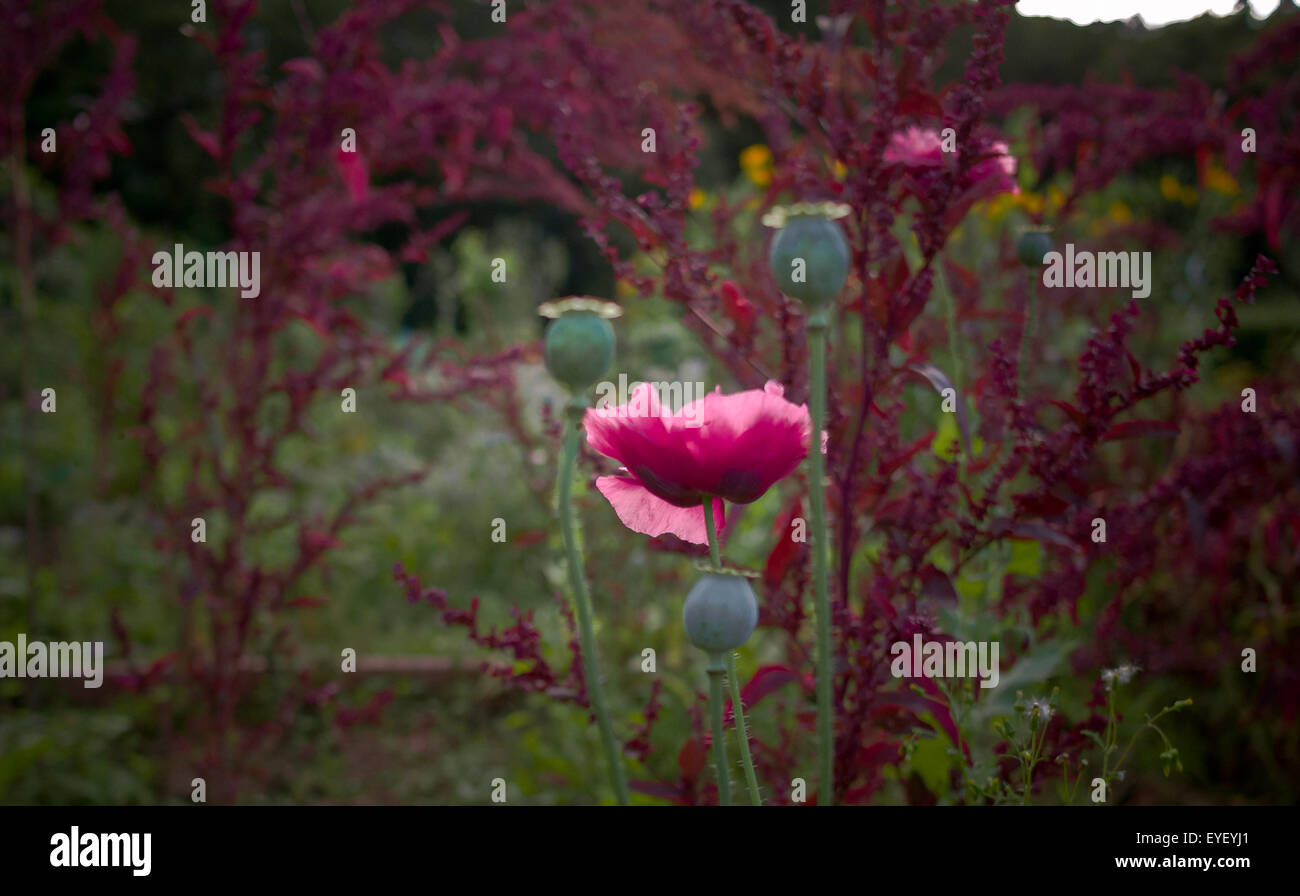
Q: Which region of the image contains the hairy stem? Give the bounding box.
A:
[702,499,761,805]
[726,651,762,805]
[558,401,629,805]
[808,312,834,804]
[707,653,731,807]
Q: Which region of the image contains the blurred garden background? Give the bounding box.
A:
[1,0,1298,805]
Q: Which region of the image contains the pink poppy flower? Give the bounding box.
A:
[583,381,812,545]
[964,140,1019,198]
[883,127,945,168]
[884,127,1019,197]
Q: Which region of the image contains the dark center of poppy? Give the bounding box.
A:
[631,464,704,508]
[717,469,765,504]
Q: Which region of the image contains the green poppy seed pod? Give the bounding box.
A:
[768,214,850,309]
[683,574,758,652]
[544,312,614,393]
[1016,229,1053,268]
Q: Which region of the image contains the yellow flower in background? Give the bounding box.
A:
[980,192,1017,222]
[1204,163,1239,196]
[1160,174,1182,201]
[981,187,1054,222]
[688,188,707,210]
[832,159,847,180]
[1014,191,1044,215]
[740,144,773,187]
[1162,175,1198,205]
[343,430,371,454]
[1046,185,1066,214]
[1107,200,1132,224]
[1161,173,1200,206]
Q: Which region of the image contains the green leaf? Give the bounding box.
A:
[1081,729,1109,751]
[909,736,953,797]
[1006,540,1042,578]
[972,639,1075,723]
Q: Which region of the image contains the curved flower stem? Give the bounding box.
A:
[702,499,762,806]
[807,311,834,805]
[707,650,731,806]
[558,400,629,806]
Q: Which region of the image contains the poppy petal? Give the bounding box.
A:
[594,476,723,545]
[679,381,811,502]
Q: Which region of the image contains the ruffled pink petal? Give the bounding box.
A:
[584,382,669,465]
[584,383,701,503]
[677,381,811,502]
[964,142,1019,198]
[883,127,945,168]
[594,476,724,545]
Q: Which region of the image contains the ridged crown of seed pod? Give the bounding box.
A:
[682,573,758,651]
[1016,227,1053,268]
[540,297,621,393]
[765,202,852,310]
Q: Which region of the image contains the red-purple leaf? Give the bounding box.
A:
[677,737,707,780]
[919,565,958,606]
[1125,349,1143,383]
[897,90,944,118]
[991,518,1082,553]
[180,114,220,160]
[726,665,801,723]
[629,780,687,804]
[1102,420,1180,441]
[1013,492,1070,518]
[874,688,962,752]
[1047,400,1087,428]
[763,497,803,588]
[286,595,328,609]
[280,57,324,81]
[880,432,931,477]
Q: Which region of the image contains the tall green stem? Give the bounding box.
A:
[702,499,762,806]
[558,401,629,805]
[726,651,761,805]
[807,312,834,805]
[707,651,731,806]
